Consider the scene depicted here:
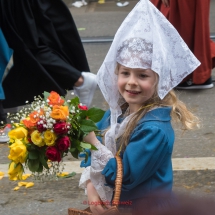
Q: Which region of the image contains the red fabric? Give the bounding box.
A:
[151,0,215,84]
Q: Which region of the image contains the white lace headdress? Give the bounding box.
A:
[97,0,200,156]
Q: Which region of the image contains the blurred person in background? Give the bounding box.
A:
[151,0,215,90]
[0,29,12,142]
[0,0,97,109]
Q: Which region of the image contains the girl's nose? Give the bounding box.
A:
[127,75,138,85]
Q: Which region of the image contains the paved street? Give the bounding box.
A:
[0,0,215,214]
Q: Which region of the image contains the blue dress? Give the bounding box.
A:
[97,107,175,204]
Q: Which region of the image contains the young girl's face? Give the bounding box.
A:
[117,64,157,113]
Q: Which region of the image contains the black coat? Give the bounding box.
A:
[0,0,90,108]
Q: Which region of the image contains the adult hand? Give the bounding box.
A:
[161,0,169,7]
[87,180,109,215]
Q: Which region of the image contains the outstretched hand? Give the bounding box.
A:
[161,0,169,7]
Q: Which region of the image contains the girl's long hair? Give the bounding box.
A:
[118,86,199,148]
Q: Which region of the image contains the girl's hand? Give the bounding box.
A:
[87,180,109,215]
[161,0,169,7]
[83,131,99,146]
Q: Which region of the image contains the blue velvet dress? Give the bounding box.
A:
[97,107,175,212]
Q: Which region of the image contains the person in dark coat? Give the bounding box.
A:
[0,0,97,108]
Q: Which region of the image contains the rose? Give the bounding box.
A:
[57,136,71,151]
[37,122,47,132]
[46,146,61,162]
[47,91,64,106]
[53,122,70,135]
[50,105,69,121]
[8,127,28,141]
[31,130,45,147]
[8,162,23,181]
[8,139,28,163]
[78,104,88,110]
[22,118,35,128]
[44,130,57,146]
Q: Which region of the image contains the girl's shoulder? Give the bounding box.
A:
[140,106,172,123]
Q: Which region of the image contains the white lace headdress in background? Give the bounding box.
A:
[88,0,200,202]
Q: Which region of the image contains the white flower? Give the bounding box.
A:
[67,100,71,102]
[71,92,74,95]
[47,99,50,102]
[25,101,29,103]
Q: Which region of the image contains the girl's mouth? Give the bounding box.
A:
[126,90,141,95]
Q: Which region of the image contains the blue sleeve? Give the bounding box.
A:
[102,126,169,191]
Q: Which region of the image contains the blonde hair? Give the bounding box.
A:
[105,65,200,149]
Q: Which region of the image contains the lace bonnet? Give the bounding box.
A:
[96,0,200,155]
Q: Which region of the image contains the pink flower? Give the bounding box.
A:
[57,136,71,152]
[53,122,70,135]
[78,104,88,110]
[46,146,61,162]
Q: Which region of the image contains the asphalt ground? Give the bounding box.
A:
[0,0,215,214]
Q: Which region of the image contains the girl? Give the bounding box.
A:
[79,0,200,214]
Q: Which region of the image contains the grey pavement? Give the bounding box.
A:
[1,0,215,214]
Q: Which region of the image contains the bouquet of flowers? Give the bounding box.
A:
[7,91,105,181]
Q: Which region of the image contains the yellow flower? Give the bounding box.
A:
[8,127,28,142]
[8,162,23,181]
[44,130,57,146]
[8,139,27,163]
[31,130,45,147]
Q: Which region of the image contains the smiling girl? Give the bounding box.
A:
[79,0,200,214]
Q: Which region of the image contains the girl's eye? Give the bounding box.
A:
[140,74,148,78]
[121,71,129,76]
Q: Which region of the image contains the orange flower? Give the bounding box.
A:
[50,105,69,121]
[22,118,35,128]
[48,91,64,106]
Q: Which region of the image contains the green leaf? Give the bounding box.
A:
[80,142,98,151]
[43,91,50,100]
[28,159,40,172]
[37,163,43,172]
[86,108,105,123]
[28,151,39,160]
[70,148,79,159]
[70,96,80,105]
[39,154,49,169]
[80,119,97,133]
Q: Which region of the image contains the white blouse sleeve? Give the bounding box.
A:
[79,142,114,202]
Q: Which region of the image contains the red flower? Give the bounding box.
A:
[78,104,88,110]
[46,146,61,162]
[53,122,70,135]
[57,136,71,152]
[37,123,46,132]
